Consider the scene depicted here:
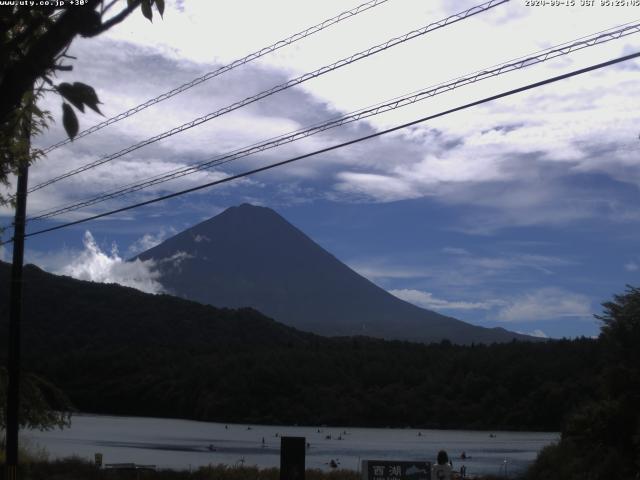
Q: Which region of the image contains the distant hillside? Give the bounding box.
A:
[137,204,533,345]
[0,261,597,430]
[0,261,313,352]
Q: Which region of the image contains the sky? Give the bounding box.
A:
[1,0,639,339]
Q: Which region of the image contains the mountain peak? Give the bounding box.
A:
[209,203,283,224]
[230,202,270,212]
[138,204,535,344]
[188,203,297,242]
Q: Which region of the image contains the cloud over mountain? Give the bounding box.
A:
[60,231,164,294]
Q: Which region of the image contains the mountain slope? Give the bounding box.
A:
[0,261,314,355]
[138,204,532,344]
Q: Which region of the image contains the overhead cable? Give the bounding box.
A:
[28,21,640,221]
[28,0,509,194]
[41,0,393,154]
[6,50,637,244]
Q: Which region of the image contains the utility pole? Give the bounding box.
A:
[4,111,30,480]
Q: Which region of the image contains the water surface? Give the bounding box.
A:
[23,414,558,477]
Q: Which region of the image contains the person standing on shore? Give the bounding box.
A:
[432,450,452,480]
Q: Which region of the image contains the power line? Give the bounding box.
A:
[28,0,508,194]
[27,21,640,222]
[7,50,637,244]
[40,0,393,154]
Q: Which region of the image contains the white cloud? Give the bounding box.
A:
[518,328,549,338]
[157,251,192,273]
[335,172,421,202]
[530,329,548,338]
[128,228,176,256]
[327,52,640,231]
[16,153,236,222]
[3,0,637,236]
[351,251,575,287]
[349,260,432,280]
[193,234,210,243]
[625,261,639,272]
[465,253,576,275]
[60,231,164,294]
[496,287,592,323]
[442,247,470,256]
[390,288,504,311]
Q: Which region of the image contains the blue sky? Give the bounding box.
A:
[1,0,639,339]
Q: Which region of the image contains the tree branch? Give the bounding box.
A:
[85,0,142,37]
[102,0,120,15]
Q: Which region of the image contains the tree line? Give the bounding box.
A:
[1,262,599,432]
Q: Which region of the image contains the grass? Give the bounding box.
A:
[2,459,363,480]
[1,458,521,480]
[0,442,516,480]
[0,437,49,465]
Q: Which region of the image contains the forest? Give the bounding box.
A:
[65,338,599,431]
[0,262,600,432]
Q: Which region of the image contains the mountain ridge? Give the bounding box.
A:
[137,203,534,344]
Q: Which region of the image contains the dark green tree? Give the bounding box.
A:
[591,286,640,475]
[0,367,72,431]
[527,286,640,480]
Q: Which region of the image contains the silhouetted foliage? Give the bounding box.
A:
[0,366,72,431]
[526,286,640,480]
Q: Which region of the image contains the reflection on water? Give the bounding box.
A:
[23,414,558,477]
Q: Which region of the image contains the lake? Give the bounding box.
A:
[23,414,558,477]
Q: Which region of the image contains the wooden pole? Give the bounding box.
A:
[4,116,30,480]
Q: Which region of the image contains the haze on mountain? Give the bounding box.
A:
[137,204,533,344]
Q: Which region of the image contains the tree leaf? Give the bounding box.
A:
[57,83,84,112]
[141,0,153,21]
[72,82,102,115]
[57,82,103,115]
[155,0,165,17]
[62,103,79,140]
